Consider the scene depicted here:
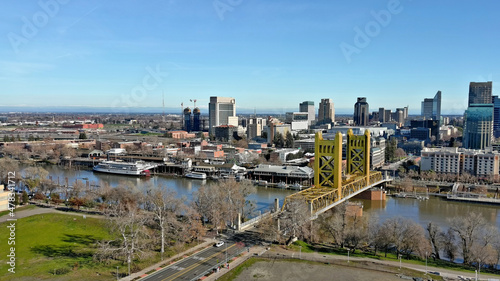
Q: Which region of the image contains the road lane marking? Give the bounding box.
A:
[162,244,236,281]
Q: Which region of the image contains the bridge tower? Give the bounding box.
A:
[314,131,342,198]
[346,129,371,185]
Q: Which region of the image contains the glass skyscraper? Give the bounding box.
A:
[463,104,493,150]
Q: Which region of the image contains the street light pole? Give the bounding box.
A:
[425,251,428,274]
[347,249,350,263]
[299,246,302,259]
[116,266,119,281]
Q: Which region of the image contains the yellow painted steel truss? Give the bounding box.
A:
[282,129,382,215]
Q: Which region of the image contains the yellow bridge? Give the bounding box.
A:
[282,129,391,217]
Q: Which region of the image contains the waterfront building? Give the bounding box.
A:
[318,98,335,125]
[354,97,369,126]
[463,104,494,150]
[370,137,386,169]
[299,101,315,125]
[252,164,314,185]
[421,147,499,179]
[209,96,237,135]
[469,81,492,106]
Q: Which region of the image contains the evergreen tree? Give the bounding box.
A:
[3,135,9,142]
[22,191,29,205]
[14,193,19,207]
[285,131,294,148]
[79,132,87,139]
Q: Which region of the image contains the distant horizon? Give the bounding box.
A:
[0,105,465,116]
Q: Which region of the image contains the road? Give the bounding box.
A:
[142,240,245,281]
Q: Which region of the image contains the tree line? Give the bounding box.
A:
[260,198,500,271]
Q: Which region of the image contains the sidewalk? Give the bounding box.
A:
[0,204,103,223]
[123,238,215,281]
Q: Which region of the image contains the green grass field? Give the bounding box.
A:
[0,213,121,280]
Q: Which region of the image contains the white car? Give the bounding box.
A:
[214,241,224,247]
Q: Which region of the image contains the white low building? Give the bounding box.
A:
[421,147,499,178]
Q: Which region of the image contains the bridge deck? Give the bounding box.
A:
[282,171,391,216]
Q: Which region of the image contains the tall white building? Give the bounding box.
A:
[209,96,236,135]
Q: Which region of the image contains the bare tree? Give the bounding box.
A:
[95,186,150,276]
[279,196,310,241]
[440,228,457,262]
[0,158,19,185]
[144,185,185,259]
[22,166,49,193]
[427,222,441,260]
[448,212,486,265]
[319,203,348,248]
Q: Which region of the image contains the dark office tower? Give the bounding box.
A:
[469,82,492,106]
[318,98,335,124]
[354,97,369,126]
[378,108,385,122]
[183,107,192,132]
[493,96,500,138]
[421,91,441,121]
[192,107,201,131]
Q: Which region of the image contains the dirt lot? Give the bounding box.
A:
[232,259,409,281]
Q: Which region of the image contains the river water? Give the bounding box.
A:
[35,165,296,214]
[23,166,500,228]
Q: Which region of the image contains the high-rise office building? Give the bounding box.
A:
[192,107,201,131]
[209,96,236,134]
[299,101,315,125]
[354,97,369,126]
[469,82,492,106]
[421,91,441,121]
[318,98,335,125]
[247,117,266,140]
[395,108,405,125]
[463,104,494,150]
[492,96,500,138]
[183,107,192,132]
[378,108,385,122]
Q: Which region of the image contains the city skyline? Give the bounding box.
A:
[2,1,499,114]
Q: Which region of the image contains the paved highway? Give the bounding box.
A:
[143,240,245,281]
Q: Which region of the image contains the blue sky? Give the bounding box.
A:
[1,0,499,114]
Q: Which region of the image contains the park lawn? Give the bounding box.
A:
[0,213,119,280]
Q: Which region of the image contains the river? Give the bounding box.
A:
[20,165,500,228]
